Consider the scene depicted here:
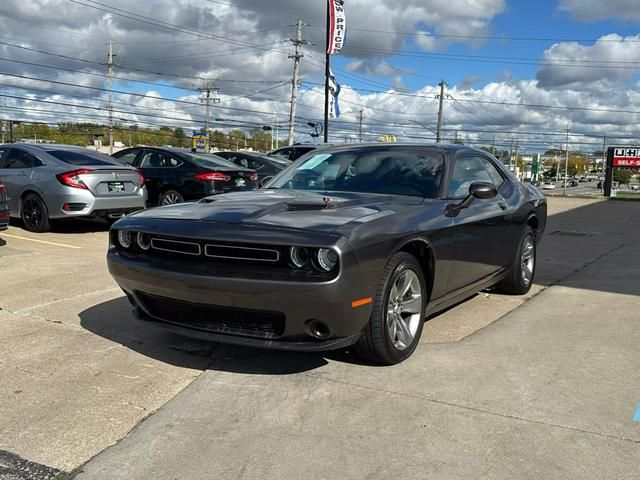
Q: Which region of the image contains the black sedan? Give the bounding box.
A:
[0,181,9,231]
[108,144,546,365]
[112,147,258,205]
[215,151,290,183]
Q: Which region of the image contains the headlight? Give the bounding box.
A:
[289,246,310,268]
[117,230,133,249]
[137,232,151,251]
[316,248,339,272]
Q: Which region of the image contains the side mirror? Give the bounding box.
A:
[445,182,497,217]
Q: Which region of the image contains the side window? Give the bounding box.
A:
[139,151,181,168]
[3,150,41,169]
[483,159,505,188]
[448,156,495,198]
[113,149,140,165]
[0,147,8,167]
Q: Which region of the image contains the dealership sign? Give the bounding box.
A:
[327,0,346,55]
[612,147,640,167]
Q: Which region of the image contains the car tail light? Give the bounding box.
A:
[135,168,146,188]
[0,184,5,193]
[195,172,231,182]
[250,172,258,182]
[56,169,93,189]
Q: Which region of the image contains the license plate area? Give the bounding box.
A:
[108,182,125,193]
[234,178,246,187]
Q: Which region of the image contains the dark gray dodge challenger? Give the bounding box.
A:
[108,144,547,365]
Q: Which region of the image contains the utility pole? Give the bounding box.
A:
[514,140,520,177]
[509,137,514,171]
[323,4,331,143]
[199,82,220,152]
[107,40,114,154]
[358,110,363,142]
[287,20,306,146]
[564,124,570,196]
[602,135,607,174]
[491,134,496,155]
[436,81,446,142]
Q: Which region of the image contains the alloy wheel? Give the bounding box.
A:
[521,235,535,287]
[22,198,43,230]
[386,269,423,351]
[160,192,182,205]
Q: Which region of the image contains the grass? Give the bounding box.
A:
[611,192,640,201]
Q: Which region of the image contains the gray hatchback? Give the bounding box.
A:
[0,144,147,232]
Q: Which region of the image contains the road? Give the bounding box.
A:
[1,197,639,479]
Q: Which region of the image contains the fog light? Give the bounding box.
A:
[117,230,133,249]
[289,246,310,268]
[137,232,151,251]
[317,248,338,272]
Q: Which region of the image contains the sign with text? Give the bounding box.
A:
[612,147,640,167]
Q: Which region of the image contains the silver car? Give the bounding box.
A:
[0,144,147,232]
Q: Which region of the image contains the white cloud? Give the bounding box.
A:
[558,0,640,23]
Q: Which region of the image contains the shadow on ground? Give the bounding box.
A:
[9,217,111,234]
[80,199,640,372]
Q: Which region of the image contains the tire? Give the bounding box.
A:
[21,193,50,233]
[355,252,427,365]
[496,226,536,295]
[159,190,184,205]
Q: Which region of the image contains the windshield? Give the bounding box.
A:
[268,147,444,198]
[185,153,242,169]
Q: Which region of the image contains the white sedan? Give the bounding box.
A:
[542,182,557,190]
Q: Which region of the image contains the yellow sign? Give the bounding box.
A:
[379,134,397,143]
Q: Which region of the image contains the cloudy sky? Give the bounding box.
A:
[1,0,640,151]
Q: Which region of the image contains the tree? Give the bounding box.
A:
[613,169,632,187]
[173,128,187,148]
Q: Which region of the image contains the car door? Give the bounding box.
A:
[445,154,512,293]
[136,150,170,204]
[0,148,42,213]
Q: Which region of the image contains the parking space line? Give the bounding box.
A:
[1,233,82,249]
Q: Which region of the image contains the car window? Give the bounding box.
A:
[269,148,445,198]
[46,149,115,166]
[448,156,503,199]
[139,151,181,168]
[112,149,140,165]
[271,148,294,161]
[0,147,8,167]
[186,153,240,169]
[3,149,43,169]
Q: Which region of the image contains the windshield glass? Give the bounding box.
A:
[268,147,444,198]
[186,153,242,169]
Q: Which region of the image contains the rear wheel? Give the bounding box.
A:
[496,226,536,295]
[355,252,426,365]
[21,193,50,233]
[159,190,184,205]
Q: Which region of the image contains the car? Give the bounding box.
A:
[542,182,557,190]
[112,147,258,205]
[0,144,146,233]
[269,143,331,162]
[0,181,9,232]
[215,151,289,183]
[566,179,579,187]
[108,143,547,365]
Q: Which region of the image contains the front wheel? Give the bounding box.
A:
[21,193,50,233]
[496,226,536,295]
[355,252,427,365]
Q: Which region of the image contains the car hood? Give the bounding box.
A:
[130,189,424,233]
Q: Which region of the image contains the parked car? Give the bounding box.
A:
[108,144,547,365]
[269,143,331,162]
[0,144,146,233]
[215,151,289,183]
[542,182,557,190]
[0,181,9,232]
[567,179,579,187]
[112,147,258,205]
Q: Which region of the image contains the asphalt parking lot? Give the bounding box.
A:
[1,197,639,479]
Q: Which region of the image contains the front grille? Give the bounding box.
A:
[137,292,286,338]
[204,244,280,262]
[151,238,202,256]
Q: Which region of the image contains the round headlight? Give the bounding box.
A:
[289,246,310,268]
[317,248,339,272]
[137,232,151,251]
[117,230,133,249]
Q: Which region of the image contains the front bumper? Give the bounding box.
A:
[107,247,374,352]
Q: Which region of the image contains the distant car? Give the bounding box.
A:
[567,179,579,187]
[108,143,547,365]
[112,147,258,205]
[0,144,146,233]
[542,182,556,190]
[269,144,331,162]
[215,151,289,183]
[0,181,9,232]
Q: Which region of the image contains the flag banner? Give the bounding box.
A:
[327,0,346,54]
[328,69,341,119]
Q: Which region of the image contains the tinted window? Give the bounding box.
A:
[270,148,444,198]
[4,149,43,169]
[113,149,140,165]
[47,149,114,166]
[448,156,504,198]
[139,151,181,168]
[186,153,240,169]
[0,147,8,166]
[271,148,294,161]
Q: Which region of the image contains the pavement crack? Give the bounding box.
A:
[304,373,640,445]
